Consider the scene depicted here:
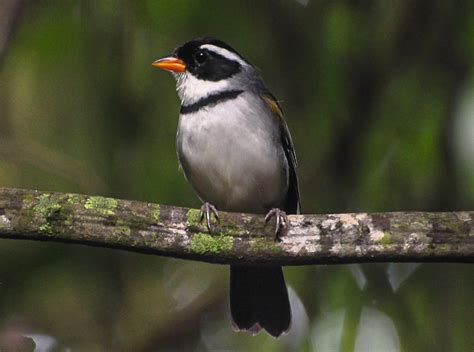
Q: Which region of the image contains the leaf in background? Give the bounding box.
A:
[349,264,367,291]
[387,263,421,292]
[354,307,400,352]
[310,308,345,352]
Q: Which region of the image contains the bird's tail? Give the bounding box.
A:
[230,265,291,337]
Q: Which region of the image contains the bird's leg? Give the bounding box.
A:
[200,202,219,232]
[264,208,288,242]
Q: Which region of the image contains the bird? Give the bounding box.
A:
[152,37,300,337]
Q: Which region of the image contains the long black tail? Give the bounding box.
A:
[230,265,291,337]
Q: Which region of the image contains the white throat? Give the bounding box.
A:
[174,71,231,106]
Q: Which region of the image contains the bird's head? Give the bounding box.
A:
[153,37,258,105]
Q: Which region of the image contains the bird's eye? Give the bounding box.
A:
[194,50,207,64]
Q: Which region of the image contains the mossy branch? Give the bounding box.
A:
[0,187,472,265]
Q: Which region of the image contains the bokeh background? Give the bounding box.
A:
[0,1,473,351]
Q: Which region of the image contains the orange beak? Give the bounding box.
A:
[152,56,186,72]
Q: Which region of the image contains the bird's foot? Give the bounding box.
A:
[200,202,219,232]
[264,208,288,242]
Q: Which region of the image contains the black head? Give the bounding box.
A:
[174,37,248,81]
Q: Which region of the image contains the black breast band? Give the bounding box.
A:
[180,90,243,114]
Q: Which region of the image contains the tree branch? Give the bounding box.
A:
[0,187,472,264]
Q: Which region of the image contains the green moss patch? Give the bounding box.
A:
[67,194,82,205]
[84,196,118,216]
[151,204,160,222]
[381,232,392,245]
[191,233,233,254]
[186,208,201,226]
[33,194,62,218]
[39,223,54,234]
[250,237,283,254]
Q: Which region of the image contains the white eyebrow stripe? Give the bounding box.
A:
[200,44,248,66]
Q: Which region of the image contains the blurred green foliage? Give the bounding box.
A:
[0,0,473,351]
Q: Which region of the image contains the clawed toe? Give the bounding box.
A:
[264,208,288,241]
[200,202,219,232]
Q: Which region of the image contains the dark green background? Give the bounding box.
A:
[0,1,473,351]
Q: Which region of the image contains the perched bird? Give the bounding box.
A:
[152,37,300,337]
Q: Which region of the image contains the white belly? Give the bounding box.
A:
[176,93,288,213]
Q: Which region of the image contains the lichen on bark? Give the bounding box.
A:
[0,187,472,265]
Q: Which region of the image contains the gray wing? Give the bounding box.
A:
[260,93,301,214]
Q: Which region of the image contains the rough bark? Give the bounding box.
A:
[0,187,472,265]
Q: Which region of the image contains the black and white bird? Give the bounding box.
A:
[152,37,300,337]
